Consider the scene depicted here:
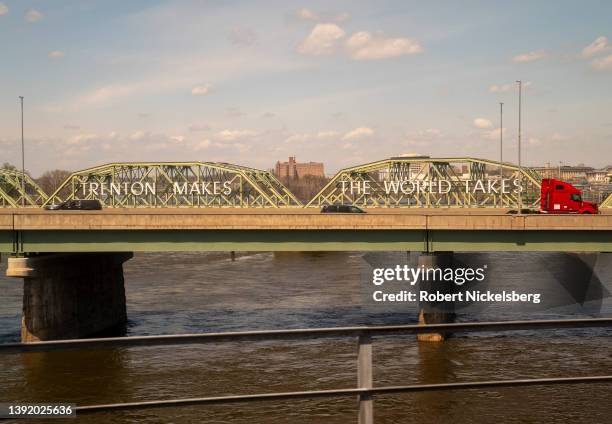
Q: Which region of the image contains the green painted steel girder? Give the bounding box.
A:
[2,229,611,253]
[0,231,13,253]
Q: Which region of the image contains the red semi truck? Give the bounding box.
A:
[539,178,599,214]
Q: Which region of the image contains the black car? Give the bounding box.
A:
[44,199,103,210]
[320,204,366,213]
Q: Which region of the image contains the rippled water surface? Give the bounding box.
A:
[1,251,611,423]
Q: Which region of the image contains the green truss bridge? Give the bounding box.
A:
[1,157,611,209]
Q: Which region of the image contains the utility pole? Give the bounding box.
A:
[516,81,522,214]
[19,96,25,207]
[559,161,562,179]
[499,102,503,207]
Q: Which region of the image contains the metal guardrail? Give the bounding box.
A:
[2,318,612,423]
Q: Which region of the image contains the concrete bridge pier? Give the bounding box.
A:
[6,252,132,342]
[417,252,456,342]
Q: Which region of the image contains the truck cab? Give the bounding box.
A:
[540,179,599,214]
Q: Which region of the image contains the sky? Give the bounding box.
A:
[0,0,611,177]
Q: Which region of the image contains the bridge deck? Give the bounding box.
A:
[1,208,611,231]
[1,209,611,253]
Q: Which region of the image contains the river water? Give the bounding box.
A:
[1,251,611,423]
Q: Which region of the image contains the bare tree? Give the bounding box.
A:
[2,162,17,171]
[280,175,328,203]
[36,169,72,196]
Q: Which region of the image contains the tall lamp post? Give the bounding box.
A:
[516,80,522,214]
[499,102,503,207]
[19,96,25,207]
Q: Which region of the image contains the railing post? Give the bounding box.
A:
[357,333,373,424]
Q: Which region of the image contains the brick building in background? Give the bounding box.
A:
[274,156,325,179]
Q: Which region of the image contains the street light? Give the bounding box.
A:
[19,96,25,207]
[499,102,503,207]
[516,80,522,214]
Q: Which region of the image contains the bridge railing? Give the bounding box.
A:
[2,318,612,423]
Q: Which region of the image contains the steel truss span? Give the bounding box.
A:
[307,157,543,208]
[602,192,612,209]
[0,169,48,208]
[42,162,302,208]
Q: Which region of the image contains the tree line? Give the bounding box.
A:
[278,175,329,203]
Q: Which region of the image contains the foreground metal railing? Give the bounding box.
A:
[2,318,612,423]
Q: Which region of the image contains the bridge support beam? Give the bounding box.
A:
[7,252,132,342]
[417,252,456,342]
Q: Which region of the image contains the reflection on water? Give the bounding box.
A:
[0,252,611,423]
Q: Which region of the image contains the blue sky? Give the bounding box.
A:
[0,0,611,176]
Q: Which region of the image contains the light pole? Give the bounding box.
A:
[516,80,522,214]
[558,161,562,179]
[499,102,503,207]
[19,96,25,207]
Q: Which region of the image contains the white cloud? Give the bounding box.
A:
[488,84,512,93]
[129,130,146,141]
[284,130,343,143]
[346,31,422,60]
[343,127,374,140]
[48,51,65,59]
[296,8,318,21]
[25,9,43,23]
[191,85,211,95]
[297,23,346,56]
[215,129,257,141]
[512,50,546,63]
[78,83,142,106]
[591,53,612,70]
[316,131,339,138]
[482,127,505,141]
[284,133,308,143]
[68,133,98,145]
[488,81,532,93]
[194,139,211,150]
[0,3,8,16]
[295,8,350,23]
[473,118,493,129]
[418,128,441,137]
[582,36,609,57]
[284,133,307,143]
[551,133,569,141]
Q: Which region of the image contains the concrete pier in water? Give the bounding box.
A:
[7,252,132,342]
[417,252,456,342]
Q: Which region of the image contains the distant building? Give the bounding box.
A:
[532,164,612,183]
[274,156,325,179]
[533,164,593,182]
[586,169,609,183]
